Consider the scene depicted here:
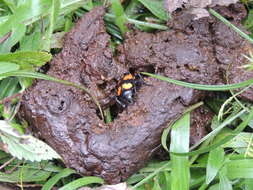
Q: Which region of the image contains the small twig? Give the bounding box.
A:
[0,157,15,170]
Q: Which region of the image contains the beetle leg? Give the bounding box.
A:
[115,96,127,108]
[135,73,152,87]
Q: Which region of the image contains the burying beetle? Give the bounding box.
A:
[115,73,149,108]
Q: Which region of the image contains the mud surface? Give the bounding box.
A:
[118,3,253,101]
[190,106,213,145]
[19,4,253,184]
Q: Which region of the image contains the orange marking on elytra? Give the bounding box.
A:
[123,74,134,80]
[117,86,122,96]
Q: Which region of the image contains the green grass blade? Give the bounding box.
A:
[206,147,225,184]
[104,107,112,123]
[133,162,170,189]
[217,87,251,121]
[137,0,169,21]
[60,0,86,16]
[245,179,253,190]
[83,6,168,30]
[153,177,162,190]
[42,0,60,51]
[42,168,76,190]
[19,31,42,51]
[209,8,253,44]
[190,110,246,151]
[0,0,87,38]
[172,107,253,156]
[0,70,104,120]
[0,77,19,100]
[127,174,145,185]
[161,125,171,152]
[111,0,127,34]
[244,10,253,30]
[170,113,190,190]
[0,0,52,37]
[226,159,253,179]
[59,177,104,190]
[127,17,168,30]
[161,102,203,153]
[2,0,16,13]
[142,72,253,91]
[219,168,232,190]
[0,51,52,68]
[0,62,20,74]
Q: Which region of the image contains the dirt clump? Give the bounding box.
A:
[118,3,252,101]
[19,4,253,184]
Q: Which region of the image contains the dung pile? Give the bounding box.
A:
[19,4,253,184]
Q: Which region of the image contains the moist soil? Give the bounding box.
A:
[19,4,253,184]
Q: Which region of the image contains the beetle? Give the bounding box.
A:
[115,73,144,108]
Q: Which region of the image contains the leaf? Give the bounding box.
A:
[59,177,104,190]
[245,179,253,190]
[0,51,52,69]
[226,159,253,179]
[0,77,20,100]
[244,10,253,30]
[0,0,87,39]
[0,0,52,37]
[142,72,253,91]
[219,167,232,190]
[42,168,76,190]
[111,0,127,34]
[1,0,16,12]
[19,31,42,51]
[124,0,141,19]
[0,166,52,183]
[137,0,169,21]
[170,113,190,190]
[0,120,61,162]
[59,0,86,16]
[0,23,26,53]
[42,0,60,51]
[223,132,253,155]
[206,147,225,184]
[0,62,19,75]
[208,184,219,190]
